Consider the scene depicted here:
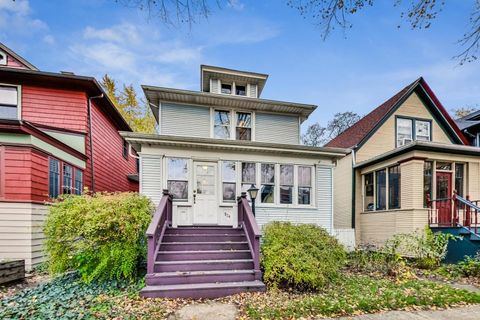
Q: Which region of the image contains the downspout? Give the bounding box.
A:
[87,94,104,193]
[351,146,357,230]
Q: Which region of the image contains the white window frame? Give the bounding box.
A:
[415,120,431,141]
[0,50,6,66]
[164,157,191,203]
[0,83,21,120]
[220,160,237,204]
[210,108,255,141]
[396,117,413,147]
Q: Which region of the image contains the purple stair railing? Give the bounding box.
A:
[237,192,262,280]
[146,190,172,274]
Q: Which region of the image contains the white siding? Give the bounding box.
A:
[0,202,48,270]
[248,84,258,98]
[210,79,220,94]
[255,112,299,145]
[140,155,163,206]
[255,165,333,233]
[160,103,210,137]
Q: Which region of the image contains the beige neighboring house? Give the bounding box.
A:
[326,77,480,247]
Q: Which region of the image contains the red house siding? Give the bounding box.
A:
[6,54,29,69]
[1,146,49,202]
[85,101,137,193]
[22,86,88,133]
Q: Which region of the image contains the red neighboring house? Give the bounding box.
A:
[0,43,138,269]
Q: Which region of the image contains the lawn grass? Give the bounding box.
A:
[237,274,480,319]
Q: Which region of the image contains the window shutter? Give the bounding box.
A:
[210,79,220,93]
[248,84,258,98]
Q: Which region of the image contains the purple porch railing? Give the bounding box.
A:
[146,190,172,274]
[237,192,262,279]
[428,192,479,235]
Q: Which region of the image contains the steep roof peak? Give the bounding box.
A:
[0,42,38,71]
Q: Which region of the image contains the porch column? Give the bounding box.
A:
[400,159,424,210]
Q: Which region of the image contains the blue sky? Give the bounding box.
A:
[1,0,479,129]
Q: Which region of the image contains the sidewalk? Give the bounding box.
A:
[334,304,480,320]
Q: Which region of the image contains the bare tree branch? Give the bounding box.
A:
[455,0,480,64]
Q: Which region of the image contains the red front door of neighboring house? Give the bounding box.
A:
[436,171,452,226]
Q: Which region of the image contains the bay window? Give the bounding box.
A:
[236,112,251,140]
[214,110,231,139]
[167,158,189,201]
[260,163,275,203]
[49,158,60,198]
[222,161,236,202]
[63,164,73,194]
[388,166,400,209]
[0,86,18,120]
[424,161,433,207]
[74,170,83,195]
[298,166,312,205]
[280,165,294,204]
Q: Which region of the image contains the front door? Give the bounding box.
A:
[193,162,218,225]
[436,171,452,226]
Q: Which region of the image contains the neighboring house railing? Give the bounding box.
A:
[146,190,172,274]
[428,192,479,235]
[237,192,262,280]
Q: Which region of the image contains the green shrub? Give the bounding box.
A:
[261,222,346,291]
[44,192,153,283]
[384,226,458,269]
[437,253,480,279]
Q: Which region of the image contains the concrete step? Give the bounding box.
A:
[165,227,244,235]
[145,269,257,285]
[163,234,246,243]
[140,280,266,299]
[159,241,249,251]
[154,259,254,273]
[156,249,252,261]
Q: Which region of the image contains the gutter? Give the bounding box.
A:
[87,94,104,192]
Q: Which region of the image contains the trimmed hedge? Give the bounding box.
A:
[261,222,346,291]
[44,192,153,283]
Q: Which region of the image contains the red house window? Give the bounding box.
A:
[48,157,84,198]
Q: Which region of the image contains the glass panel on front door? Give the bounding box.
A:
[196,165,215,195]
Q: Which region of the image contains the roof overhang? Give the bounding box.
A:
[120,132,348,158]
[355,141,480,169]
[142,85,316,123]
[0,67,132,132]
[200,65,268,95]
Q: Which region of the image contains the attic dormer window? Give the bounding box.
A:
[0,51,6,66]
[396,117,431,147]
[221,83,232,94]
[236,85,246,96]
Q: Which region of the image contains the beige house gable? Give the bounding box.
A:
[356,92,454,162]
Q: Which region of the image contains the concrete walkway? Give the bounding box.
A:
[168,302,237,320]
[334,304,480,320]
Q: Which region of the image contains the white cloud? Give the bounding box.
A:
[227,0,245,11]
[0,0,48,34]
[43,34,55,45]
[83,24,141,45]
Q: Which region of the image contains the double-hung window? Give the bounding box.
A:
[74,170,83,195]
[364,172,374,211]
[396,117,431,147]
[388,166,400,209]
[222,161,236,202]
[63,164,73,194]
[280,165,294,204]
[49,158,60,198]
[376,169,386,210]
[241,162,256,200]
[167,158,189,201]
[0,86,18,120]
[236,112,251,140]
[298,166,312,205]
[260,163,275,203]
[423,161,433,207]
[396,118,413,147]
[455,163,465,197]
[214,110,231,139]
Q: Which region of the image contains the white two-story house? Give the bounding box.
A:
[121,65,348,298]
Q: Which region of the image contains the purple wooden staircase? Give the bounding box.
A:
[140,191,265,298]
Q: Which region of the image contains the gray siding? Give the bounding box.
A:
[255,165,333,232]
[255,113,299,144]
[140,155,163,206]
[161,103,210,137]
[248,84,257,98]
[210,79,220,94]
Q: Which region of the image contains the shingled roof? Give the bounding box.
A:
[325,77,467,148]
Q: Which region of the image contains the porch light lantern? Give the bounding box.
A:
[247,184,259,216]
